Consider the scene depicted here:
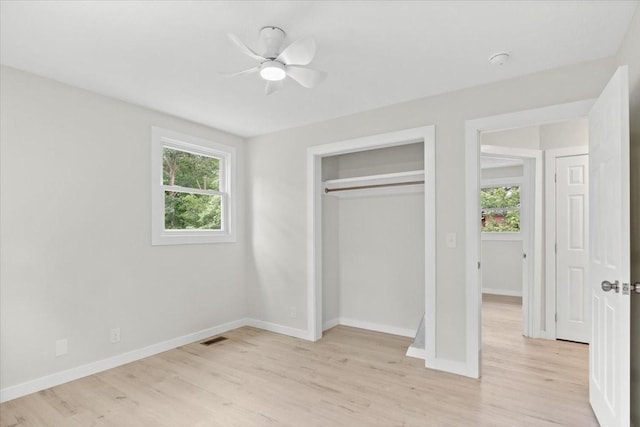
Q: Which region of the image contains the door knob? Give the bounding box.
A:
[601,280,619,293]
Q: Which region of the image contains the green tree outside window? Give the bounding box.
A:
[481,186,520,232]
[163,148,221,230]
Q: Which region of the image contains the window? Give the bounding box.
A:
[481,185,521,233]
[151,127,236,245]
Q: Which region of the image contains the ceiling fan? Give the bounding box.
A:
[225,26,327,95]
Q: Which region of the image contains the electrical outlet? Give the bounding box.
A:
[55,339,68,357]
[289,306,297,318]
[110,328,121,344]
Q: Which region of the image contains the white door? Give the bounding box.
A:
[556,154,590,343]
[588,66,630,427]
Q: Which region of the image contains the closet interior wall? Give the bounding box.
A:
[321,143,425,336]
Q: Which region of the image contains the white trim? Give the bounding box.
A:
[322,318,340,331]
[1,316,320,403]
[464,99,594,379]
[307,125,440,373]
[336,318,416,338]
[425,358,470,377]
[244,319,310,340]
[423,132,437,373]
[151,126,237,245]
[0,318,247,403]
[405,346,427,360]
[482,288,523,297]
[544,146,589,341]
[481,233,522,241]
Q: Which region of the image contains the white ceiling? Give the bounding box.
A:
[1,1,637,137]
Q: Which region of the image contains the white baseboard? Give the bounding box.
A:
[244,318,310,340]
[482,288,523,297]
[426,357,474,378]
[0,318,247,403]
[322,318,340,331]
[405,345,426,360]
[0,315,417,403]
[337,317,416,338]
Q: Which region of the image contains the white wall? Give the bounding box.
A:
[0,66,247,391]
[482,118,588,151]
[481,241,523,296]
[335,143,424,178]
[246,56,617,363]
[614,6,640,424]
[539,118,588,150]
[481,165,524,180]
[482,125,540,149]
[337,193,425,333]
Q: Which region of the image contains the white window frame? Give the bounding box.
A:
[151,127,236,245]
[480,177,523,241]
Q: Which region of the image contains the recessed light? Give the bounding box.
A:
[489,52,510,66]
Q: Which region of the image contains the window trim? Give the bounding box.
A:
[480,177,522,239]
[151,127,236,245]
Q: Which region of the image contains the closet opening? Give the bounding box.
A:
[321,143,425,342]
[306,126,436,367]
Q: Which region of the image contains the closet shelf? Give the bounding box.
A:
[323,170,425,198]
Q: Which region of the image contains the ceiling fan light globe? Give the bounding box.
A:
[260,61,286,81]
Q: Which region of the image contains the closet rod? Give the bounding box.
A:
[324,180,425,193]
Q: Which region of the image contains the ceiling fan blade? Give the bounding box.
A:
[227,33,266,62]
[286,66,327,88]
[276,37,316,65]
[265,80,283,95]
[219,66,260,77]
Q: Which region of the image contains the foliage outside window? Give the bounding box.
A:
[481,186,520,232]
[163,147,221,230]
[152,127,236,245]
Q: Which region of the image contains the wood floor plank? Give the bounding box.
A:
[0,296,597,426]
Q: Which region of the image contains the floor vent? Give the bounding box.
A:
[200,336,228,346]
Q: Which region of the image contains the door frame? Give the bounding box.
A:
[544,146,589,341]
[464,99,595,377]
[306,126,436,354]
[480,147,539,338]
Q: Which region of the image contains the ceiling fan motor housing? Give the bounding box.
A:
[260,26,286,59]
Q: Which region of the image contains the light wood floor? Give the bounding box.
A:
[1,296,596,426]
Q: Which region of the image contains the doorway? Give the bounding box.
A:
[464,99,594,378]
[479,150,534,337]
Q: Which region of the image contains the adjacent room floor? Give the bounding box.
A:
[0,296,595,426]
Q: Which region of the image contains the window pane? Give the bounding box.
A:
[164,192,221,230]
[163,147,220,191]
[481,186,520,232]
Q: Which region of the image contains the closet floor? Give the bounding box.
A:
[1,298,594,426]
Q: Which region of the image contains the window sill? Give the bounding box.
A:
[481,232,522,241]
[152,230,236,246]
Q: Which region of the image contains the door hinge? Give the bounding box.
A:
[477,261,481,270]
[555,313,557,322]
[555,242,557,254]
[554,173,557,183]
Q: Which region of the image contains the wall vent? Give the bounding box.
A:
[200,336,228,346]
